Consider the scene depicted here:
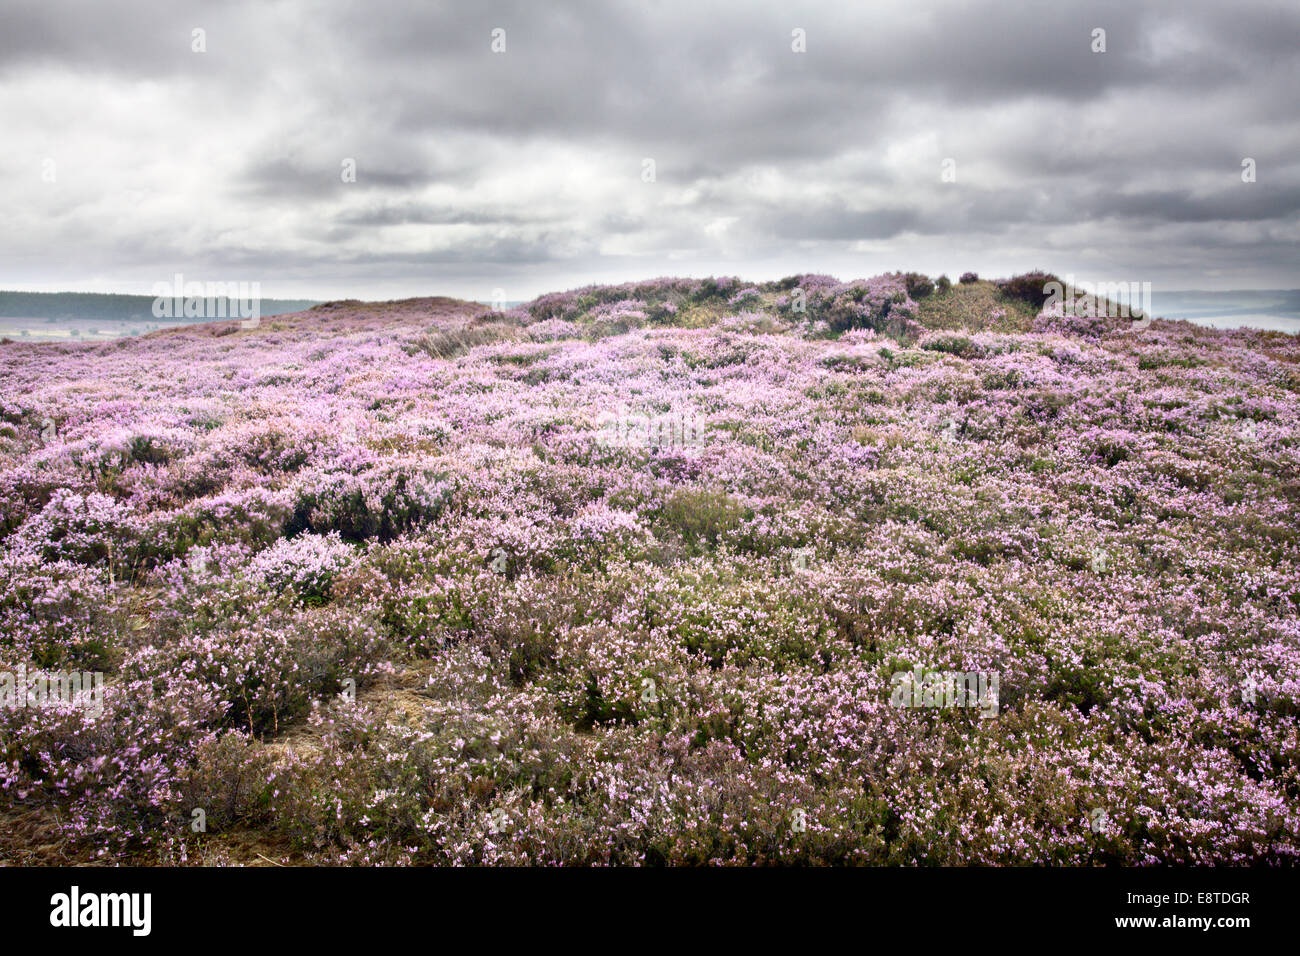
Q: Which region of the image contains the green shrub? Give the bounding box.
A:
[655,488,748,549]
[996,271,1061,308]
[921,334,981,359]
[901,273,935,299]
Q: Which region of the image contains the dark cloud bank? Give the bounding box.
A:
[1,0,1296,300]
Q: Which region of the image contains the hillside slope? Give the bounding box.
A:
[1,274,1298,864]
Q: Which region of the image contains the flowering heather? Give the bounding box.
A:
[1,278,1298,865]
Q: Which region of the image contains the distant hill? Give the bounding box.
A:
[0,290,318,323]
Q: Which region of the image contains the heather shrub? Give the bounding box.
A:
[811,276,917,334]
[332,538,492,653]
[14,488,140,568]
[174,731,279,836]
[552,503,651,570]
[264,665,588,862]
[139,487,292,566]
[585,299,649,339]
[0,554,120,669]
[214,419,327,474]
[900,272,935,299]
[653,487,749,550]
[285,604,392,697]
[285,466,452,542]
[144,622,308,737]
[688,276,740,304]
[920,333,984,359]
[406,325,513,360]
[249,531,354,603]
[996,271,1061,307]
[0,668,228,853]
[525,318,582,342]
[1032,309,1124,340]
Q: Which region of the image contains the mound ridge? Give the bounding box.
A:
[0,272,1297,865]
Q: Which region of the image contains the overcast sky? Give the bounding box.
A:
[1,0,1297,301]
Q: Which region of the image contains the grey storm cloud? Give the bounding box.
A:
[0,0,1296,300]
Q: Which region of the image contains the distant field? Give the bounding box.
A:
[0,317,193,341]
